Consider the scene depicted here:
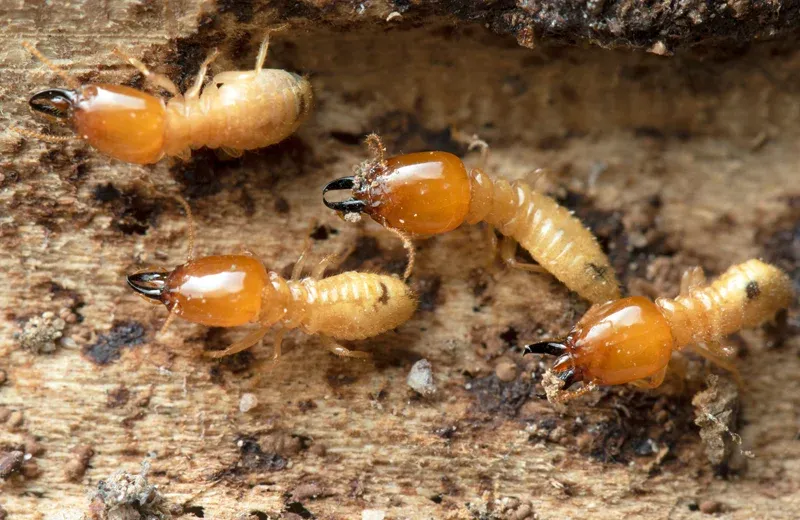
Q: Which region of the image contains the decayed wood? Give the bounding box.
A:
[1,1,799,519]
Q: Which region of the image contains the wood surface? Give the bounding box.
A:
[1,1,799,519]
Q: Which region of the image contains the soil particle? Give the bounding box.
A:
[235,437,288,472]
[89,461,174,519]
[407,359,437,397]
[83,322,146,365]
[64,445,95,482]
[0,451,24,480]
[494,358,518,382]
[16,311,66,354]
[692,375,742,468]
[469,373,532,417]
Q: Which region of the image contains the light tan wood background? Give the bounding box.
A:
[1,1,798,518]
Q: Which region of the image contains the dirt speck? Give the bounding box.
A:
[107,385,131,408]
[64,445,95,482]
[89,461,174,519]
[693,375,743,468]
[469,374,532,417]
[407,359,437,396]
[16,311,66,354]
[83,322,146,365]
[0,451,24,480]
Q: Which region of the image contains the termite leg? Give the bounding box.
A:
[527,168,551,193]
[629,365,668,389]
[450,128,489,169]
[218,146,243,159]
[113,48,179,96]
[254,32,272,73]
[688,342,743,386]
[205,324,271,358]
[311,245,355,280]
[185,48,220,100]
[271,328,285,362]
[499,236,546,273]
[292,221,320,280]
[173,196,195,261]
[484,224,499,269]
[680,266,707,295]
[322,336,371,359]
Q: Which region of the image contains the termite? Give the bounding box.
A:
[12,32,313,164]
[524,259,794,400]
[126,198,417,360]
[322,134,620,304]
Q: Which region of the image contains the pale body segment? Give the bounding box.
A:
[127,200,416,361]
[323,135,620,304]
[525,259,794,400]
[15,34,312,164]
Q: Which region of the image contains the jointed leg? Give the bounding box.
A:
[292,221,321,280]
[629,365,668,389]
[205,324,271,358]
[311,245,355,280]
[185,48,220,100]
[113,48,179,96]
[450,128,489,169]
[322,336,371,359]
[680,266,707,295]
[500,236,546,273]
[688,342,742,386]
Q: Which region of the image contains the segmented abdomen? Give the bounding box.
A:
[656,259,794,347]
[164,70,312,156]
[467,169,620,304]
[289,272,417,340]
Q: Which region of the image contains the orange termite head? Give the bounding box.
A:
[524,297,675,388]
[127,255,279,328]
[322,139,472,235]
[28,84,166,164]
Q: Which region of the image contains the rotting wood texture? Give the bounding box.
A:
[1,1,799,519]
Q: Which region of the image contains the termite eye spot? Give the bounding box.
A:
[746,280,760,300]
[322,176,367,214]
[127,271,170,301]
[29,88,77,121]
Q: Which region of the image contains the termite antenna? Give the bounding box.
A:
[365,133,387,166]
[173,195,195,261]
[9,125,73,143]
[386,227,416,281]
[22,41,81,90]
[523,341,567,356]
[322,176,367,213]
[158,309,178,338]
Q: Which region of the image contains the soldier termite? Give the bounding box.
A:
[12,32,313,164]
[322,134,620,304]
[126,198,417,361]
[524,259,794,401]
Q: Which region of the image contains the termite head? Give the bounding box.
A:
[29,88,77,123]
[29,84,166,164]
[323,137,472,235]
[127,255,273,328]
[524,297,675,388]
